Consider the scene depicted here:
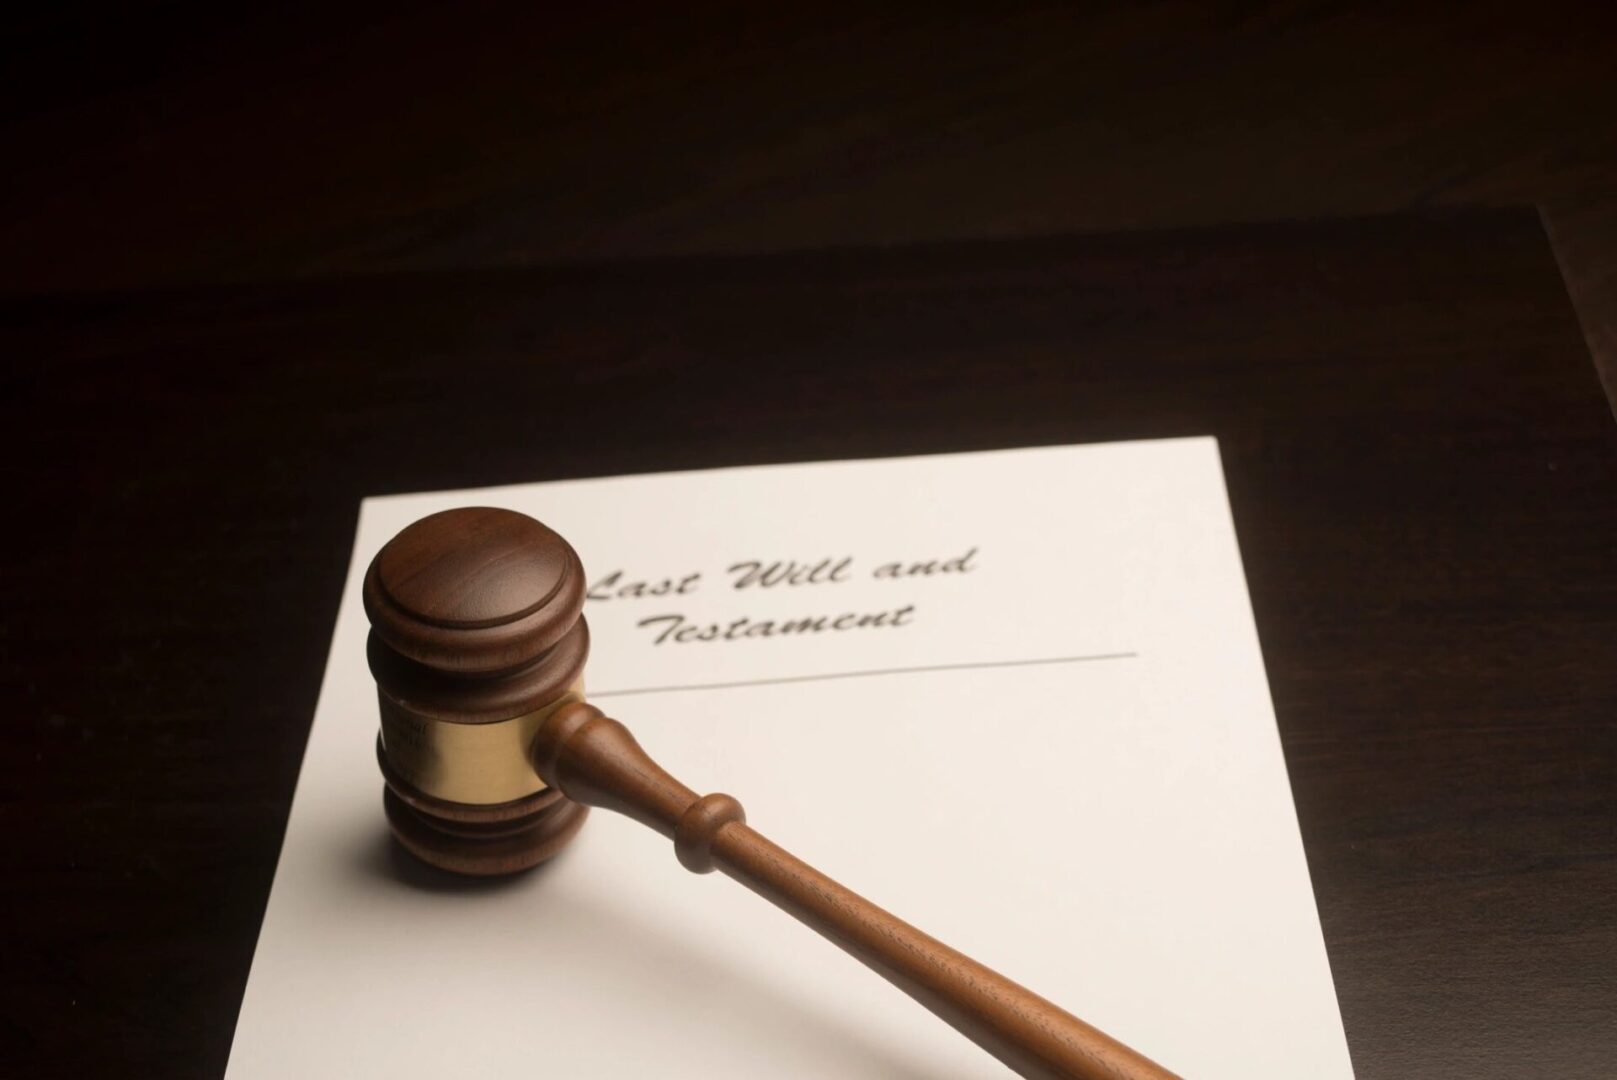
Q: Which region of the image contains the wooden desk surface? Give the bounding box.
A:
[5,5,1616,403]
[2,210,1612,1078]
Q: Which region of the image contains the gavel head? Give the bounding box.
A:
[364,506,591,875]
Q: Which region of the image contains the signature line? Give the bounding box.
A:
[589,652,1139,698]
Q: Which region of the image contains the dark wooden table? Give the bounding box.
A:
[5,4,1617,401]
[3,209,1613,1078]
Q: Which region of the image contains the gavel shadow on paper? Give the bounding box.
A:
[365,507,1180,1080]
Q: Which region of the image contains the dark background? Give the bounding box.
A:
[3,5,1615,1080]
[4,1,1616,402]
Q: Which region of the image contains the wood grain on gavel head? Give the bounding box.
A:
[363,506,593,875]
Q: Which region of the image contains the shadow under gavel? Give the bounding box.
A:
[364,506,1180,1080]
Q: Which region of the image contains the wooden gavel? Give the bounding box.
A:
[364,507,1179,1080]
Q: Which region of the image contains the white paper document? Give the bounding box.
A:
[227,437,1355,1078]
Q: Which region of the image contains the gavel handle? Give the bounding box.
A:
[532,703,1180,1080]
